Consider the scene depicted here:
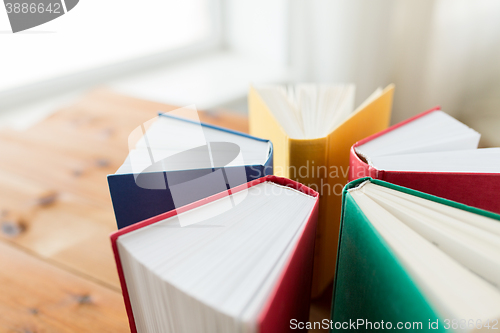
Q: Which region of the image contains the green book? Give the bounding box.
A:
[331,178,500,332]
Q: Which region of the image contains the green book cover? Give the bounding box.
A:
[330,177,500,332]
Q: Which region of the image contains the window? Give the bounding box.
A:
[0,0,218,92]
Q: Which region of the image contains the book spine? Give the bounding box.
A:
[288,138,329,192]
[349,146,381,181]
[382,171,500,215]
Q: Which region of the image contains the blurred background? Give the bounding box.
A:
[0,1,499,331]
[1,0,500,145]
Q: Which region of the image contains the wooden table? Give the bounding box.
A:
[0,90,330,332]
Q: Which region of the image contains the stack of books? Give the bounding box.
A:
[108,86,500,333]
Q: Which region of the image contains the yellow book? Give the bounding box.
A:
[249,84,394,297]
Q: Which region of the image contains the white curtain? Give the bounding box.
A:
[288,0,500,144]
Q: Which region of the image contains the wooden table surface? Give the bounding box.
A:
[0,90,330,332]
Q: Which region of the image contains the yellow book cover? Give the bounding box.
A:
[249,84,394,296]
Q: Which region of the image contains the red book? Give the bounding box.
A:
[111,175,319,333]
[350,107,500,214]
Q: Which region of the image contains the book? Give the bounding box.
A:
[111,175,319,333]
[249,83,394,296]
[350,107,500,214]
[108,113,273,229]
[332,177,500,332]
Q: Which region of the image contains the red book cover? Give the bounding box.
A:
[110,175,319,333]
[349,107,500,214]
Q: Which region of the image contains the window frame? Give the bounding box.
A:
[0,0,223,110]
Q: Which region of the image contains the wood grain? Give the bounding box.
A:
[0,240,129,333]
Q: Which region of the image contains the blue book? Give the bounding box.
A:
[108,114,273,229]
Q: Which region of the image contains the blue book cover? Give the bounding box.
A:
[108,114,273,229]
